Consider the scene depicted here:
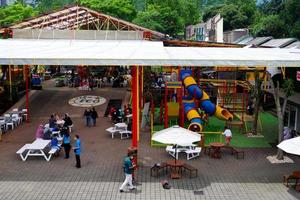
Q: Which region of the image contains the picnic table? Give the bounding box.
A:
[209,142,225,159]
[16,139,57,162]
[105,123,131,139]
[115,123,127,130]
[166,145,201,160]
[167,160,184,179]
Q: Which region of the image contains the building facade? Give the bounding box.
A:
[185,14,223,43]
[0,0,35,6]
[223,29,249,43]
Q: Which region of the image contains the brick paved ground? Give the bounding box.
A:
[0,80,300,200]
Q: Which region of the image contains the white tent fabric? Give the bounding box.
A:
[277,137,300,156]
[1,39,300,66]
[152,125,201,146]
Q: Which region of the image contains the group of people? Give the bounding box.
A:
[68,74,130,90]
[83,108,98,127]
[109,104,132,123]
[49,113,73,130]
[35,113,81,168]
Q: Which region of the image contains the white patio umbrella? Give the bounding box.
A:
[277,137,300,155]
[152,125,201,163]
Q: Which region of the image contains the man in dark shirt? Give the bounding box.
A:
[91,108,98,126]
[63,113,73,127]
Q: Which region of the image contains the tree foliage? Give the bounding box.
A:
[0,3,37,28]
[203,0,257,31]
[252,14,287,38]
[35,0,75,13]
[133,4,182,36]
[78,0,137,21]
[254,0,300,38]
[1,0,299,39]
[135,0,200,36]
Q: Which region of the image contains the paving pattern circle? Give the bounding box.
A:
[68,95,106,107]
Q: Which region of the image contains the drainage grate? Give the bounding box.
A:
[194,190,204,195]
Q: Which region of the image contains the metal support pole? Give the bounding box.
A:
[131,66,139,147]
[164,83,168,128]
[9,65,12,101]
[25,66,30,123]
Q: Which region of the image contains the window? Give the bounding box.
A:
[284,104,298,130]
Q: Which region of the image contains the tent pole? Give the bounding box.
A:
[131,66,139,147]
[9,65,12,101]
[25,66,30,123]
[164,83,168,128]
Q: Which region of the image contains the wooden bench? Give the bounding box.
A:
[226,121,245,133]
[150,162,168,177]
[283,171,300,188]
[230,147,245,159]
[182,163,198,178]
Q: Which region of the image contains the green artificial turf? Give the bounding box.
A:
[151,110,279,148]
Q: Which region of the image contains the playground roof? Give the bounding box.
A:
[0,39,300,67]
[0,5,164,39]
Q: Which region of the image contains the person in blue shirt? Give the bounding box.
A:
[119,152,136,192]
[73,134,81,168]
[50,137,60,150]
[63,131,71,159]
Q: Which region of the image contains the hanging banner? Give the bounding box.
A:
[297,71,300,81]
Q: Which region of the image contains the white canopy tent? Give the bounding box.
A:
[0,39,300,66]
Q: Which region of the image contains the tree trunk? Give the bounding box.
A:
[270,80,287,160]
[252,97,260,135]
[252,70,261,135]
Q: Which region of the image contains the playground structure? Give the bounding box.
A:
[181,70,233,132]
[149,66,262,146]
[150,68,233,131]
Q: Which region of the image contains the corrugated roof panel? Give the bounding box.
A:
[285,41,300,49]
[235,36,253,44]
[247,37,273,46]
[260,38,297,48]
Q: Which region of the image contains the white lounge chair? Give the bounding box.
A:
[186,147,202,160]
